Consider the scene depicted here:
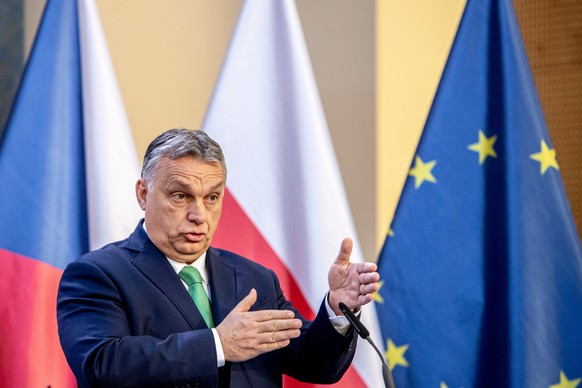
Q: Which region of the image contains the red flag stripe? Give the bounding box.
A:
[213,189,315,320]
[0,248,75,387]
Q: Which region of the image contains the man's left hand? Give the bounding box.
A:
[328,238,380,316]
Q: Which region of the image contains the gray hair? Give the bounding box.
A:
[141,128,227,184]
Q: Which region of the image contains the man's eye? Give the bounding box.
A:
[173,193,187,200]
[206,194,219,203]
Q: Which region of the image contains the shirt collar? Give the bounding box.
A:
[166,252,209,284]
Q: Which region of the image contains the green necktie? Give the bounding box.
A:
[179,266,215,328]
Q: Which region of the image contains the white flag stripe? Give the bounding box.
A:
[203,1,383,386]
[77,0,142,250]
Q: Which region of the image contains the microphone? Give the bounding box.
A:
[339,302,396,388]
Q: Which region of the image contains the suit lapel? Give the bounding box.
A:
[207,247,237,325]
[129,224,208,330]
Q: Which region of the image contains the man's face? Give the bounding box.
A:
[136,156,225,263]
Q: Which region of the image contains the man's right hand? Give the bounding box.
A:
[215,289,303,362]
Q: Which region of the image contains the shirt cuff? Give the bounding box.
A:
[325,294,360,336]
[211,328,225,367]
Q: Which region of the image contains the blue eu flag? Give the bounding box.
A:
[375,0,582,387]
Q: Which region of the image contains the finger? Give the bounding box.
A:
[333,237,353,266]
[357,293,375,306]
[358,271,380,283]
[258,317,303,333]
[356,262,377,274]
[360,282,380,295]
[258,327,301,344]
[259,338,292,354]
[234,288,257,313]
[251,309,297,322]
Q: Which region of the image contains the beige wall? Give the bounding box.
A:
[97,1,241,152]
[23,0,465,260]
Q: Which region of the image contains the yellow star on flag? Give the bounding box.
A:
[530,140,559,175]
[387,226,394,237]
[373,280,384,303]
[440,383,449,388]
[409,155,437,189]
[550,370,581,388]
[468,130,497,164]
[385,338,409,370]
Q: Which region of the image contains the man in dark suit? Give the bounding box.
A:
[57,128,380,387]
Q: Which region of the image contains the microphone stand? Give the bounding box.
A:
[339,303,396,388]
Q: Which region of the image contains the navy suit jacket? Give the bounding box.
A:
[57,221,357,387]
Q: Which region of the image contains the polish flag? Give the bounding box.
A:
[0,0,141,386]
[202,0,383,386]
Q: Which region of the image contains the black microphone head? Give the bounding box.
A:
[338,302,370,339]
[338,302,349,314]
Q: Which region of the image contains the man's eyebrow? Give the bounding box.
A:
[165,179,225,192]
[165,179,189,188]
[210,181,226,191]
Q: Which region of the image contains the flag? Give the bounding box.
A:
[202,0,383,386]
[375,0,582,387]
[0,0,141,386]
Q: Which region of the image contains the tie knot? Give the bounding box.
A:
[179,266,203,286]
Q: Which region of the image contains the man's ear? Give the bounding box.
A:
[135,179,148,211]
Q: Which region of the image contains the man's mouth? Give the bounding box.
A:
[183,232,205,242]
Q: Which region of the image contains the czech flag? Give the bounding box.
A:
[0,0,141,386]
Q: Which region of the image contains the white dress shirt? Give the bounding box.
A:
[166,253,226,367]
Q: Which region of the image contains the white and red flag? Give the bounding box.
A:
[203,0,383,386]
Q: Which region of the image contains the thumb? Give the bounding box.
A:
[234,288,257,313]
[333,237,353,266]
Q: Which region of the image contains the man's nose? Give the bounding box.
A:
[187,200,206,224]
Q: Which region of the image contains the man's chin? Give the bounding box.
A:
[175,242,208,258]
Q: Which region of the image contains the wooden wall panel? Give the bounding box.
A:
[514,0,582,238]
